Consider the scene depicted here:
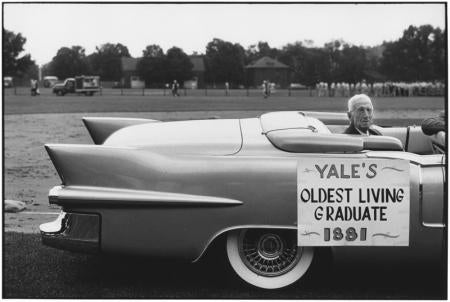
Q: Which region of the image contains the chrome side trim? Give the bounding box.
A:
[365,153,444,166]
[50,185,243,207]
[422,222,446,228]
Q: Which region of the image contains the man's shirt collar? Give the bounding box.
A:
[356,127,369,136]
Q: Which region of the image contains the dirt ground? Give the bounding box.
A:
[3,95,445,233]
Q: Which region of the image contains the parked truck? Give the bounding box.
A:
[53,76,100,96]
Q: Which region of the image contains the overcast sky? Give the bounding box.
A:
[3,3,446,66]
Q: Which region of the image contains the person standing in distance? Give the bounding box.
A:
[263,80,270,98]
[171,80,179,97]
[344,94,380,135]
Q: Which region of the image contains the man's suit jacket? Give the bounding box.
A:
[343,124,381,135]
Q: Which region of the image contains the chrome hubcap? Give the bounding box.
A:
[238,229,301,277]
[258,234,283,260]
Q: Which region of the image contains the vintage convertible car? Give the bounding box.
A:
[40,111,446,289]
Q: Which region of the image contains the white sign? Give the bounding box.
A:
[297,159,410,246]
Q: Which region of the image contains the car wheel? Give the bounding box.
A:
[226,228,314,289]
[57,91,63,96]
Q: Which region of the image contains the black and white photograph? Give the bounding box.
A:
[3,2,447,299]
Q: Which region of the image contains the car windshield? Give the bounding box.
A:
[260,111,331,134]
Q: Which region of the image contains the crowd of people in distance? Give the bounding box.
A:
[315,81,445,97]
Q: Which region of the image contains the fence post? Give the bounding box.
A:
[100,86,102,96]
[14,86,17,95]
[246,87,249,97]
[121,88,123,96]
[184,88,187,96]
[288,87,291,97]
[142,87,145,96]
[205,87,207,96]
[163,87,166,96]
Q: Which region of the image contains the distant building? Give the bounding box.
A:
[188,55,205,88]
[245,56,290,88]
[121,57,145,88]
[120,56,205,88]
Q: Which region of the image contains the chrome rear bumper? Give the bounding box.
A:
[40,211,100,253]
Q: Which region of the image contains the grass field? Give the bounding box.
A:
[4,86,319,98]
[4,91,445,114]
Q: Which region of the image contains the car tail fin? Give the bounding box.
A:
[44,144,140,185]
[82,117,159,144]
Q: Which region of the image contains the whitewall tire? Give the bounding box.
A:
[226,228,314,289]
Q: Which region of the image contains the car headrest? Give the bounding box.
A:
[266,130,404,153]
[266,131,363,153]
[361,136,404,151]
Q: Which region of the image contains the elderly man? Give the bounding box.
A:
[344,94,380,135]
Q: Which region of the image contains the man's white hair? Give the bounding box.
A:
[347,94,373,112]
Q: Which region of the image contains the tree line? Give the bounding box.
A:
[3,24,445,87]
